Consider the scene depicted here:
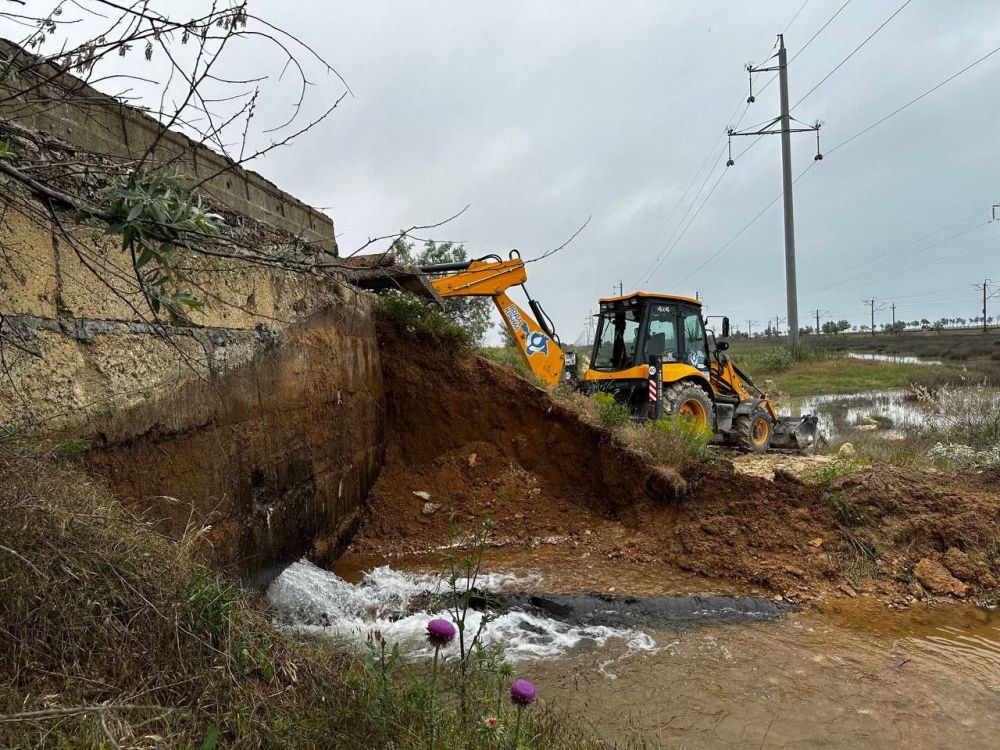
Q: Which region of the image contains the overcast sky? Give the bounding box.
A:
[11,2,1000,342]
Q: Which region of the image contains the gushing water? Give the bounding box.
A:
[267,560,656,661]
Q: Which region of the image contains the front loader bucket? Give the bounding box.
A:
[770,415,820,451]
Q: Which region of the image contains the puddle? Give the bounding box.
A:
[846,352,944,366]
[779,389,929,442]
[268,553,1000,748]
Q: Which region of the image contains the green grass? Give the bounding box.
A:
[728,342,969,397]
[0,459,608,750]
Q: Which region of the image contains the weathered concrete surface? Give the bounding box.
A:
[86,305,385,583]
[0,191,337,431]
[0,38,335,252]
[0,152,383,583]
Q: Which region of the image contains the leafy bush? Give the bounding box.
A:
[811,456,871,485]
[649,414,712,459]
[100,170,222,324]
[758,347,794,373]
[376,291,472,350]
[593,392,631,428]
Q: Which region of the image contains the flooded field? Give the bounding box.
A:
[779,388,928,441]
[268,552,1000,748]
[845,351,945,366]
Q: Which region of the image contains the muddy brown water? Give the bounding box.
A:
[317,548,1000,748]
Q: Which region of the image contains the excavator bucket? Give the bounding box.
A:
[770,415,821,451]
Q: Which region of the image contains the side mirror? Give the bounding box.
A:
[721,317,730,338]
[716,340,730,351]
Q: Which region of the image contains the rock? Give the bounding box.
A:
[914,558,968,597]
[838,583,857,598]
[421,502,440,516]
[838,443,856,458]
[762,379,783,397]
[467,453,478,468]
[942,547,976,581]
[809,537,825,548]
[412,491,432,501]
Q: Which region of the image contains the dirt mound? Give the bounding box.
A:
[347,325,1000,604]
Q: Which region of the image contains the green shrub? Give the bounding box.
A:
[649,414,713,459]
[593,392,631,428]
[758,347,794,373]
[376,291,471,350]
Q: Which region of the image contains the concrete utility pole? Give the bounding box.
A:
[891,302,897,334]
[815,308,821,334]
[747,320,757,338]
[729,35,822,355]
[864,298,878,337]
[975,279,993,333]
[776,36,799,352]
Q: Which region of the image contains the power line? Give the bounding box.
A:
[675,160,817,289]
[792,0,913,110]
[726,209,987,310]
[788,0,853,64]
[828,42,1000,155]
[783,0,811,34]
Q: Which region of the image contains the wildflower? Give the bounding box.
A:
[426,618,457,647]
[509,678,537,706]
[509,678,537,747]
[485,717,498,729]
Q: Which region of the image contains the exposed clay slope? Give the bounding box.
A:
[350,326,1000,604]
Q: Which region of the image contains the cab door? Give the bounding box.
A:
[679,306,710,375]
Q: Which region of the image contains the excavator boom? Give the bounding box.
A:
[421,251,567,386]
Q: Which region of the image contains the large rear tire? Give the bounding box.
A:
[662,382,713,431]
[736,408,773,453]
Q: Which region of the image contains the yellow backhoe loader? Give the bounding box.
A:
[419,251,818,452]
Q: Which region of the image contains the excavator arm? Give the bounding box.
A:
[420,250,566,385]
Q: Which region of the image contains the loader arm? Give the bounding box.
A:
[422,251,566,386]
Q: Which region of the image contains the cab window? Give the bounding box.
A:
[682,311,708,370]
[644,304,678,362]
[592,304,642,370]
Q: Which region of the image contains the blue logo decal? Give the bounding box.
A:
[522,323,549,357]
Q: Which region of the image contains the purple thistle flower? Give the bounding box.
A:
[510,678,537,706]
[426,618,457,647]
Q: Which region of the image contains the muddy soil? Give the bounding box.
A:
[346,325,1000,605]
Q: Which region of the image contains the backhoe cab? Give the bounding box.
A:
[580,292,817,451]
[414,252,816,452]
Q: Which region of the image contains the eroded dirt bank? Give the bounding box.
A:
[348,327,1000,605]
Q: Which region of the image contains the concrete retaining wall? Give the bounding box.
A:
[0,38,336,253]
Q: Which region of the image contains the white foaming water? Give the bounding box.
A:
[267,560,657,662]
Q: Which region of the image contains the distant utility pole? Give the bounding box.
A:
[974,279,994,333]
[615,281,623,296]
[747,320,758,338]
[863,298,881,337]
[891,302,897,335]
[728,34,823,354]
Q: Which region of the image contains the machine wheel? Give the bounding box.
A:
[662,382,713,431]
[736,408,773,453]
